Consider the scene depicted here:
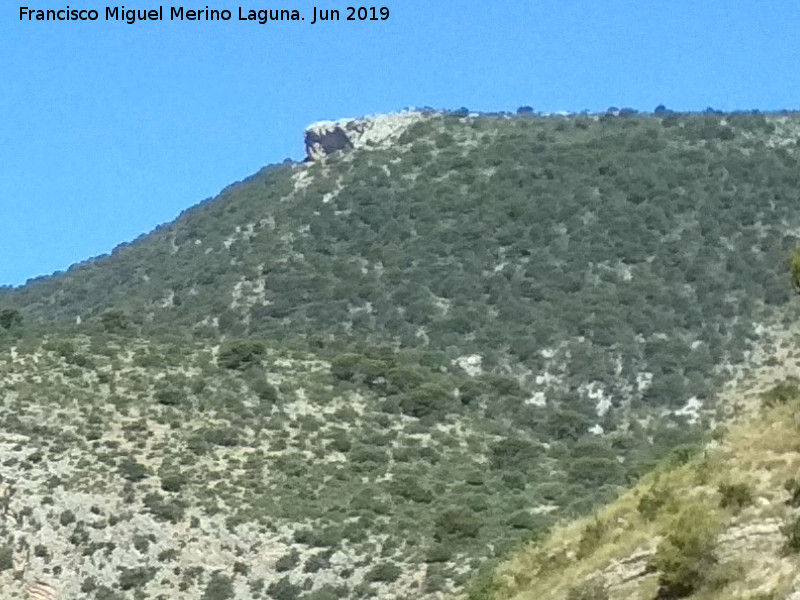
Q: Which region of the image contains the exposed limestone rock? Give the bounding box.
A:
[454,354,483,376]
[594,546,657,595]
[715,517,785,561]
[304,111,429,161]
[304,124,352,160]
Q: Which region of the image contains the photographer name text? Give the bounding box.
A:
[19,5,390,25]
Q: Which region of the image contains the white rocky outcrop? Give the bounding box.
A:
[304,111,429,160]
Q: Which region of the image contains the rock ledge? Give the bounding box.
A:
[304,111,428,160]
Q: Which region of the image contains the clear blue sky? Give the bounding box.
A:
[2,0,799,285]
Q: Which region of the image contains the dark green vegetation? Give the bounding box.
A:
[653,505,721,598]
[7,112,800,391]
[1,109,800,598]
[0,333,696,598]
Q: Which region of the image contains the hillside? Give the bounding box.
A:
[1,108,800,599]
[0,328,706,599]
[6,110,800,405]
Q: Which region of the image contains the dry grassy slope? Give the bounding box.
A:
[465,321,800,600]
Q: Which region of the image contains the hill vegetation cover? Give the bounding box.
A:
[1,108,800,598]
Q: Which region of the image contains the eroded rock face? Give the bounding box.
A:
[600,547,656,588]
[303,111,428,161]
[304,125,354,161]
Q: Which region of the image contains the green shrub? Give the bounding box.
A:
[100,310,131,333]
[249,377,278,403]
[303,584,348,600]
[424,544,453,563]
[350,490,391,515]
[784,515,800,553]
[249,578,265,595]
[292,525,342,548]
[398,383,453,419]
[190,377,207,395]
[160,472,188,493]
[490,437,542,470]
[792,244,800,292]
[118,458,149,482]
[545,408,590,441]
[132,534,150,553]
[118,566,155,590]
[201,427,240,447]
[567,456,624,486]
[0,545,12,571]
[718,482,753,512]
[654,504,720,598]
[275,549,300,572]
[328,430,352,453]
[0,309,22,330]
[506,511,543,531]
[330,353,364,381]
[304,552,330,573]
[435,507,481,540]
[786,478,800,507]
[364,562,402,583]
[154,386,184,406]
[762,379,800,408]
[218,340,266,370]
[352,581,376,599]
[202,572,234,600]
[342,520,369,543]
[330,353,391,385]
[389,475,434,504]
[158,549,178,562]
[465,565,498,600]
[458,379,485,406]
[66,352,95,368]
[664,444,701,468]
[577,518,608,559]
[349,446,388,464]
[637,486,673,521]
[143,492,186,523]
[267,575,301,600]
[94,585,125,600]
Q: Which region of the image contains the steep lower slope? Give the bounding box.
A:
[0,329,709,600]
[466,337,800,600]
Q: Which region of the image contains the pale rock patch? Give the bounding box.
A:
[455,354,483,377]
